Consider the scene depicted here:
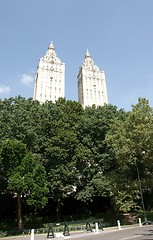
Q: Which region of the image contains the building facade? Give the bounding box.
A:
[78,49,108,107]
[33,42,65,103]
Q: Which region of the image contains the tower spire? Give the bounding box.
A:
[33,41,65,104]
[48,41,55,50]
[85,49,91,57]
[78,49,108,108]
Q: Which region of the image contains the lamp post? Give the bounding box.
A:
[136,164,147,223]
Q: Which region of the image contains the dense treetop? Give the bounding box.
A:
[0,96,153,228]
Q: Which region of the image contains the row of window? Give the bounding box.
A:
[50,77,62,83]
[39,63,63,72]
[84,88,104,93]
[39,93,62,100]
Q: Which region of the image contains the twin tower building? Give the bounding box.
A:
[33,41,108,108]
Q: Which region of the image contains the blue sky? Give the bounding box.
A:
[0,0,153,111]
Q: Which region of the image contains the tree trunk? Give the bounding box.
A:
[17,193,23,230]
[56,198,61,222]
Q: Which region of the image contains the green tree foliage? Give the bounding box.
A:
[74,104,124,202]
[0,96,41,152]
[2,95,153,227]
[0,139,48,229]
[41,99,84,220]
[106,98,153,212]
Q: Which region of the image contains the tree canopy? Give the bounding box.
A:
[1,96,153,228]
[106,98,153,212]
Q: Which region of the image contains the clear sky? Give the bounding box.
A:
[0,0,153,111]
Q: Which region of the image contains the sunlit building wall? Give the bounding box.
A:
[33,42,65,103]
[78,50,108,107]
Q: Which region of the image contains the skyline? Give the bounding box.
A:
[0,0,153,111]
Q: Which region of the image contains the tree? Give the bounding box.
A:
[40,99,84,221]
[0,139,48,229]
[106,98,153,213]
[0,96,42,152]
[74,104,124,203]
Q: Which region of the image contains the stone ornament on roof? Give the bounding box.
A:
[40,41,63,65]
[85,49,91,58]
[48,41,55,50]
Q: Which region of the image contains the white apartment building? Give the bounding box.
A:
[78,49,108,107]
[33,42,65,103]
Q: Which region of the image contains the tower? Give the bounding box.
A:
[78,50,108,107]
[33,42,65,103]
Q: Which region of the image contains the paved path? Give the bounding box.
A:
[1,225,153,240]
